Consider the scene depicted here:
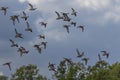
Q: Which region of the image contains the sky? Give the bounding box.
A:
[0,0,120,79]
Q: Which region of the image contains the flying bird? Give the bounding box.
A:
[48,62,56,72]
[76,48,84,58]
[9,39,18,47]
[40,41,47,49]
[61,12,69,17]
[98,53,102,61]
[14,28,23,39]
[97,53,103,64]
[10,15,20,25]
[38,34,45,39]
[63,57,73,65]
[20,46,29,53]
[63,25,70,33]
[3,62,12,71]
[17,46,29,56]
[77,25,84,32]
[61,12,71,22]
[39,22,47,28]
[101,51,109,58]
[21,11,29,21]
[10,16,15,25]
[71,21,76,27]
[0,7,8,15]
[25,22,32,32]
[34,44,42,53]
[82,57,89,65]
[71,8,77,16]
[28,3,37,11]
[17,47,24,57]
[13,15,20,23]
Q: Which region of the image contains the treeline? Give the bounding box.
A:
[1,59,120,80]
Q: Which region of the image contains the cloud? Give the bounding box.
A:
[76,0,111,10]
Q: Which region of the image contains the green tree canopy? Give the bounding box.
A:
[10,64,48,80]
[0,75,8,80]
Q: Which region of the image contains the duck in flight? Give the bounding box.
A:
[71,21,76,27]
[82,57,89,65]
[3,62,12,71]
[40,41,47,49]
[25,22,32,32]
[39,22,47,28]
[38,34,45,39]
[63,57,73,65]
[34,44,42,53]
[71,8,77,16]
[10,15,20,25]
[28,3,37,11]
[63,25,70,33]
[17,46,29,56]
[14,28,23,39]
[0,7,8,15]
[21,11,29,21]
[48,62,56,72]
[9,39,18,47]
[76,48,84,58]
[101,51,109,58]
[77,25,84,32]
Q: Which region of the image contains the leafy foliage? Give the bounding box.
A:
[10,64,48,80]
[9,60,120,80]
[0,75,8,80]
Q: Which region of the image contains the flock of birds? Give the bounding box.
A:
[48,49,110,72]
[0,3,48,71]
[0,2,110,75]
[55,8,84,33]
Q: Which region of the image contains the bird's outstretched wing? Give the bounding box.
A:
[14,28,17,34]
[9,39,14,43]
[28,3,33,8]
[55,11,60,17]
